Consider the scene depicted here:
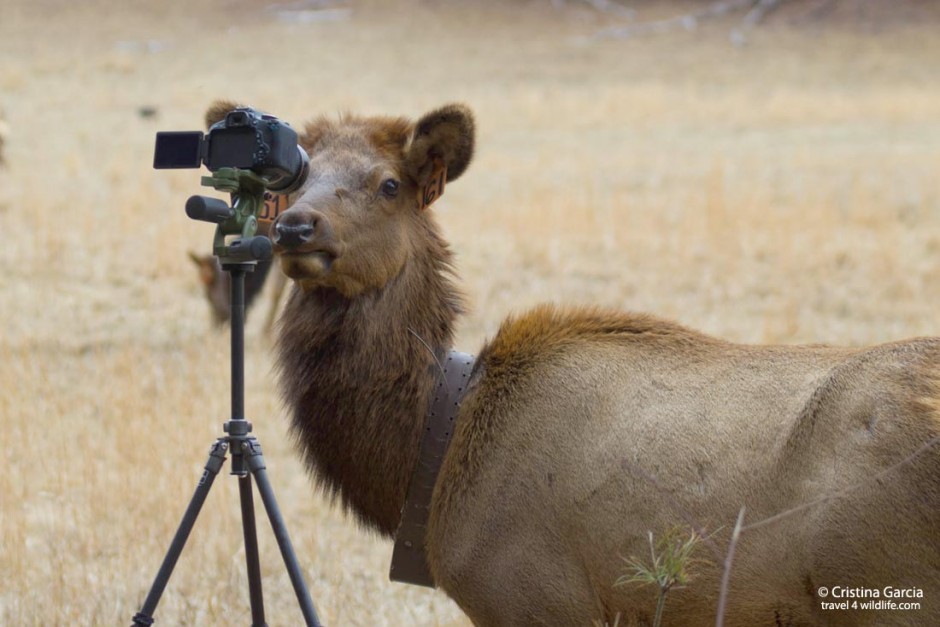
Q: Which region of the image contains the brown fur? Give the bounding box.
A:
[263,269,289,331]
[406,103,475,184]
[204,99,241,128]
[270,103,472,534]
[187,251,275,328]
[258,101,940,626]
[432,309,940,625]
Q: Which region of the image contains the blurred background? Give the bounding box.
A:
[1,0,938,624]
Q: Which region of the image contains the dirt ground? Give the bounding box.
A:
[1,1,939,624]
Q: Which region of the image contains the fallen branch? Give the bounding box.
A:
[731,0,786,43]
[714,507,745,627]
[588,0,792,42]
[742,435,940,533]
[577,0,635,19]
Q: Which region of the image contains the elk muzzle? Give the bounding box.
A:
[271,209,338,256]
[274,222,315,250]
[271,208,342,281]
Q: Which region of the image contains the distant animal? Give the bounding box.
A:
[212,99,940,626]
[188,251,283,328]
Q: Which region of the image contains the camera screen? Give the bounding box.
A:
[207,128,258,170]
[153,131,204,169]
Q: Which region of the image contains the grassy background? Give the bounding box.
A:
[1,1,939,624]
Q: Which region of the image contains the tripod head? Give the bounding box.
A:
[153,105,306,264]
[185,167,273,265]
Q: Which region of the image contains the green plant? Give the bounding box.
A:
[592,613,621,627]
[615,527,703,627]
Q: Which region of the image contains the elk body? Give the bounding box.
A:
[218,100,940,626]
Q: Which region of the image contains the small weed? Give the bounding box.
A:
[615,527,704,627]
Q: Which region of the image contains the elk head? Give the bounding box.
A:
[265,104,475,297]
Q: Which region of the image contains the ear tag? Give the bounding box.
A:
[259,192,290,226]
[417,159,447,211]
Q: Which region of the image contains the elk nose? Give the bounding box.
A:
[273,217,316,251]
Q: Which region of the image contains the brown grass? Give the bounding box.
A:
[1,1,939,624]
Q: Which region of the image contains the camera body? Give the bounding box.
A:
[154,107,309,194]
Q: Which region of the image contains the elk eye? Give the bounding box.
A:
[380,178,399,198]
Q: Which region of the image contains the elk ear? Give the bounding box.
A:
[189,251,217,286]
[299,119,328,154]
[405,103,475,187]
[204,100,242,130]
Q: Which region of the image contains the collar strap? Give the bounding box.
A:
[390,350,475,587]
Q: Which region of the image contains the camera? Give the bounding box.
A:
[153,107,309,194]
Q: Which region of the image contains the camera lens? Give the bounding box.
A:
[266,146,309,195]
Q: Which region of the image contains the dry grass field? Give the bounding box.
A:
[1,0,939,624]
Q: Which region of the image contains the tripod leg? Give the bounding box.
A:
[244,440,322,627]
[238,475,268,627]
[132,440,228,626]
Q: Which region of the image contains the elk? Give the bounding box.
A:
[188,250,285,329]
[215,100,940,626]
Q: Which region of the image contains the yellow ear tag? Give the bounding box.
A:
[417,159,447,210]
[259,192,290,226]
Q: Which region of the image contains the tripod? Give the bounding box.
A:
[132,195,322,626]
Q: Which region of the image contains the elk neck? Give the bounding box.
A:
[275,224,464,537]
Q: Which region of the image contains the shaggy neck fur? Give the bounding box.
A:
[275,219,463,537]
